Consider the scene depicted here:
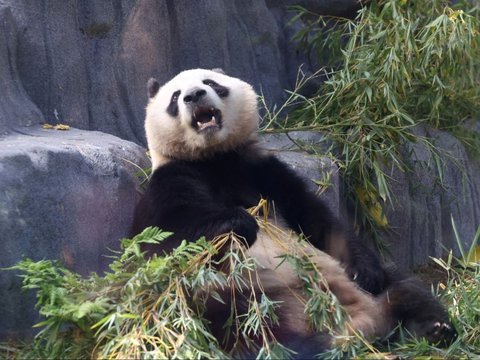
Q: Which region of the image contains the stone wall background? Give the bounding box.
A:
[0,0,359,142]
[1,0,479,339]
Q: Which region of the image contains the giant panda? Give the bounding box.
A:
[131,68,456,357]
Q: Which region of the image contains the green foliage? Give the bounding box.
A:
[5,228,231,359]
[429,222,480,356]
[290,0,480,129]
[2,227,350,359]
[264,0,480,245]
[2,226,480,358]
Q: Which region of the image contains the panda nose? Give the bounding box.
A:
[183,88,207,104]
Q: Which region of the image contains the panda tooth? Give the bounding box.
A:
[212,115,215,121]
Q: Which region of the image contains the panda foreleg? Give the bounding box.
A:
[252,155,337,251]
[252,155,388,295]
[189,206,259,246]
[343,235,388,295]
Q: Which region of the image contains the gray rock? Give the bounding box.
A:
[0,126,149,338]
[260,131,326,151]
[385,127,480,269]
[0,0,359,143]
[0,8,44,134]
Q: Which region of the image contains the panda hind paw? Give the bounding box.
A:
[423,320,458,346]
[410,319,458,347]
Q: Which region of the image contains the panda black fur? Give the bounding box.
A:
[132,68,456,356]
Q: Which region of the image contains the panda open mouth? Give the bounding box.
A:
[191,107,222,133]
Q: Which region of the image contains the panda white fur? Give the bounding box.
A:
[145,68,258,169]
[132,68,455,357]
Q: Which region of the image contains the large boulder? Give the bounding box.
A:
[0,126,149,338]
[0,0,360,143]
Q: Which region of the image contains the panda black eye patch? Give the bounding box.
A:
[167,90,181,117]
[203,79,230,98]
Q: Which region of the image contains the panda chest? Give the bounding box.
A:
[200,161,261,208]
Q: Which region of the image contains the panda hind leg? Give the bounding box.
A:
[379,269,457,346]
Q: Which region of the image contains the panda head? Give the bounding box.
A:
[145,68,259,169]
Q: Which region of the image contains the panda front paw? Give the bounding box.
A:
[223,207,259,247]
[347,241,387,295]
[348,264,386,295]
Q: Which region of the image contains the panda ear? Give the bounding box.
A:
[147,78,160,98]
[211,68,225,75]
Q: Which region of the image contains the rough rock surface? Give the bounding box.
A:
[0,0,359,143]
[0,8,44,134]
[0,127,149,338]
[385,127,480,269]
